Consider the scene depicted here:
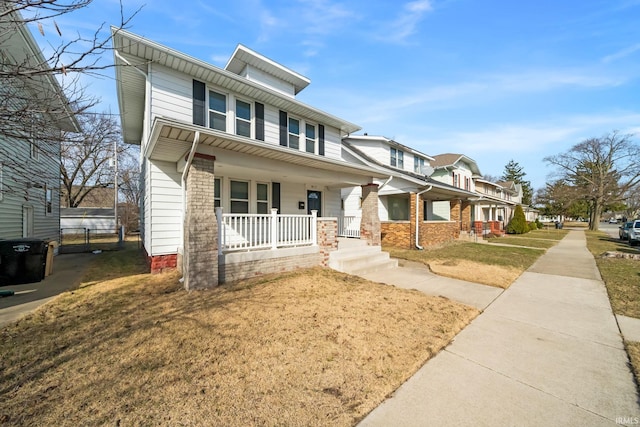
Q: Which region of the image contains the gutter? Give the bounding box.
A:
[415,186,433,250]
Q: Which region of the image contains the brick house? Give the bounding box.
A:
[112,29,386,289]
[341,136,478,249]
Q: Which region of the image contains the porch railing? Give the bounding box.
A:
[338,216,361,238]
[216,208,317,252]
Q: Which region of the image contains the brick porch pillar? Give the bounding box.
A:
[183,154,218,290]
[360,183,381,246]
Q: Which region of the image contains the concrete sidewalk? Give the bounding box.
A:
[359,230,640,426]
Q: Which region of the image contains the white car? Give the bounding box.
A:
[628,220,640,246]
[609,217,618,224]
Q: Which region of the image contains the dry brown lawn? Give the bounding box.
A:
[427,259,522,289]
[0,252,477,427]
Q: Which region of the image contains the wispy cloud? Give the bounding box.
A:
[378,0,434,44]
[602,43,640,63]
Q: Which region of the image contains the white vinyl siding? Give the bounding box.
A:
[241,65,296,97]
[148,160,182,255]
[0,134,61,242]
[149,64,192,126]
[322,126,342,160]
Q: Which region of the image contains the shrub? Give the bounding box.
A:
[535,218,543,229]
[506,205,528,234]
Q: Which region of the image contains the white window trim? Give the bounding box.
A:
[288,116,300,150]
[304,121,317,154]
[229,178,249,213]
[208,88,228,132]
[235,97,252,138]
[256,182,269,214]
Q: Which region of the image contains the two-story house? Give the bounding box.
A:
[112,29,387,289]
[341,136,477,248]
[0,10,78,243]
[472,178,521,235]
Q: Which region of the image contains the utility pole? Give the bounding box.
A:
[114,138,118,235]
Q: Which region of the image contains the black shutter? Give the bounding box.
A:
[272,182,281,213]
[279,110,288,146]
[193,80,206,126]
[319,124,325,156]
[255,102,265,141]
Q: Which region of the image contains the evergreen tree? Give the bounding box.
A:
[501,160,533,205]
[506,205,528,234]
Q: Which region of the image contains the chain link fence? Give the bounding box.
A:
[59,227,126,253]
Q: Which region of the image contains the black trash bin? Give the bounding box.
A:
[0,239,48,285]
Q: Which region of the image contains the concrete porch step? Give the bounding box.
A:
[329,240,398,275]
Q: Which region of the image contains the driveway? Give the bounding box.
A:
[0,253,92,328]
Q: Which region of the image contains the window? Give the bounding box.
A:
[305,123,316,153]
[453,173,459,187]
[45,185,52,215]
[257,183,269,214]
[414,157,425,174]
[230,180,249,213]
[388,196,409,220]
[391,148,404,168]
[214,178,221,208]
[465,177,470,190]
[424,200,450,221]
[288,117,300,149]
[30,140,39,160]
[209,90,226,131]
[236,99,251,137]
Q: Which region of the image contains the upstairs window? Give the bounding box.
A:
[236,99,251,137]
[209,90,226,131]
[288,117,300,150]
[390,148,404,168]
[45,186,52,215]
[414,157,425,174]
[305,123,316,154]
[453,172,459,187]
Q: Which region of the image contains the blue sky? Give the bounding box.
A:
[33,0,640,190]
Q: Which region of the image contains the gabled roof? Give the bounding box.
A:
[61,208,115,217]
[344,134,435,161]
[431,153,482,176]
[225,44,310,95]
[111,28,360,145]
[343,142,477,200]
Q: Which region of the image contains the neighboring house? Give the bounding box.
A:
[112,29,386,289]
[341,136,478,248]
[60,208,116,233]
[0,10,78,242]
[60,186,115,208]
[472,178,520,234]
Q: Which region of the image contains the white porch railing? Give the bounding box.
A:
[216,208,317,252]
[338,216,361,238]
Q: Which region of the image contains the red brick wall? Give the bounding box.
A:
[317,218,338,267]
[381,222,412,248]
[148,253,178,274]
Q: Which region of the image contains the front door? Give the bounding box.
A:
[307,190,321,215]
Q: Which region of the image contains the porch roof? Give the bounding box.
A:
[148,117,388,184]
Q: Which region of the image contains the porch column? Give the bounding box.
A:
[360,183,381,246]
[183,154,218,290]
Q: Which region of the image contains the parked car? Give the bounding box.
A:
[609,217,618,224]
[628,220,640,246]
[620,222,633,240]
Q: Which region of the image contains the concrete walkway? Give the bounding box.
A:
[359,230,640,426]
[0,253,91,328]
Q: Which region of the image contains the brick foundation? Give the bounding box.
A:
[148,254,178,274]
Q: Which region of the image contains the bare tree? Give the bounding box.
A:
[544,131,640,230]
[0,1,139,201]
[60,112,135,208]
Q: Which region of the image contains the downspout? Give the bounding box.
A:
[415,186,432,250]
[181,131,201,254]
[182,131,201,209]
